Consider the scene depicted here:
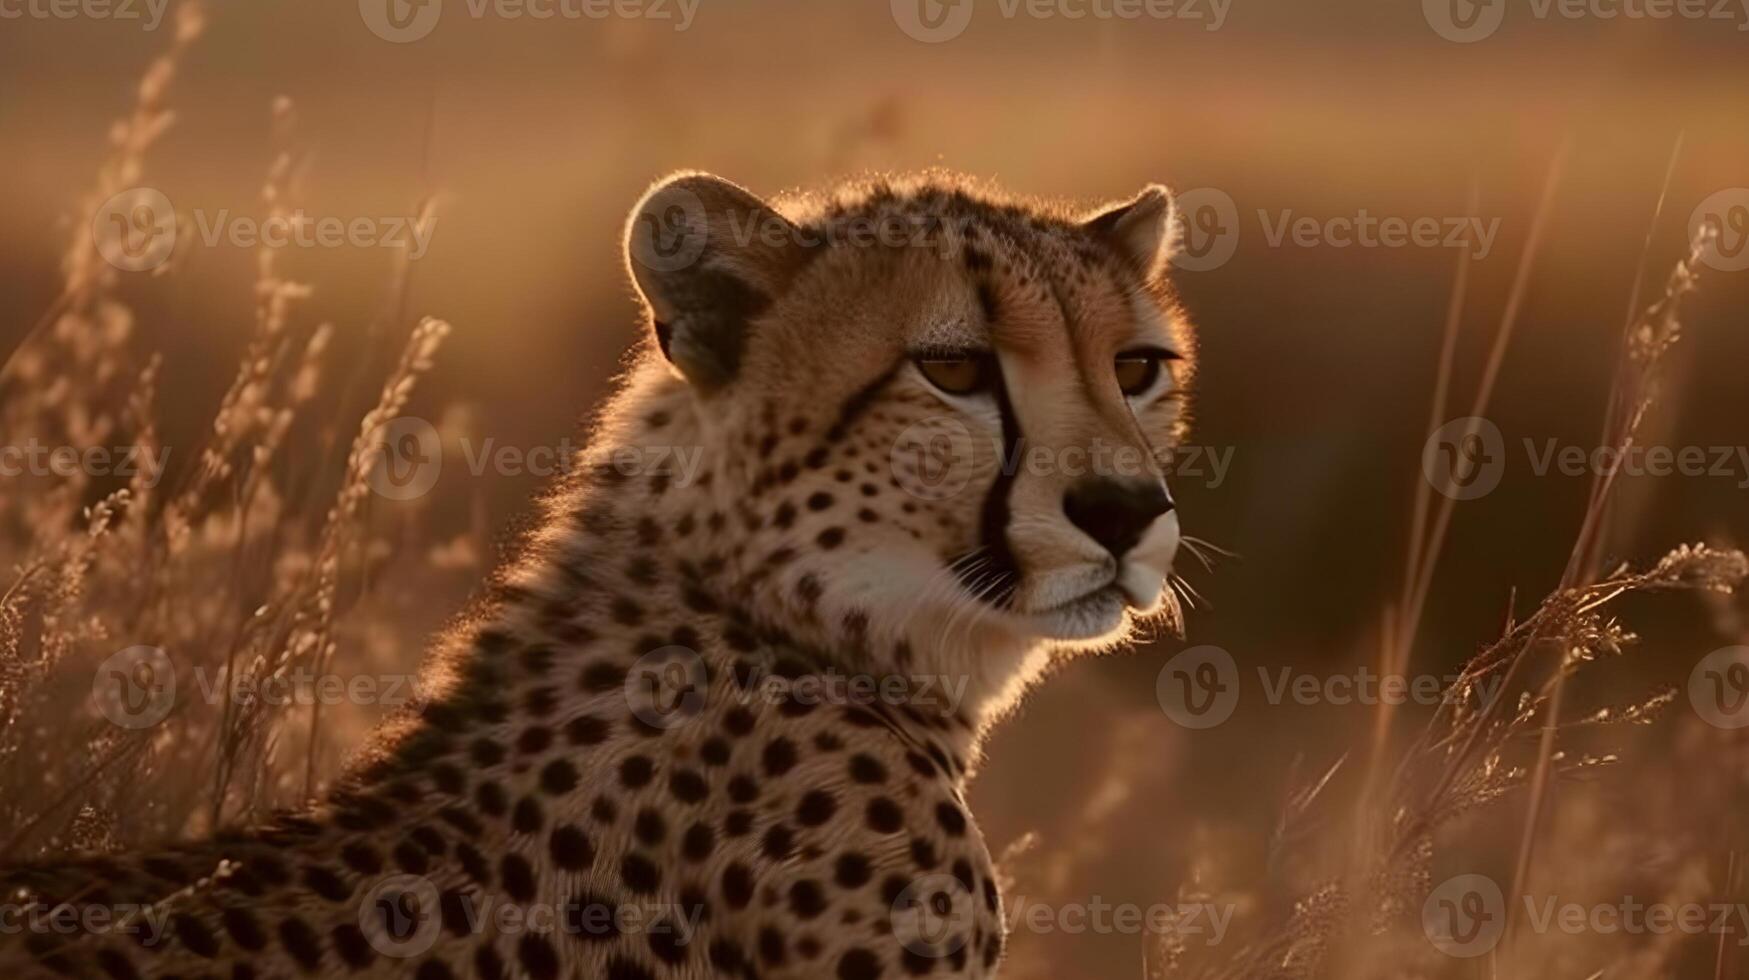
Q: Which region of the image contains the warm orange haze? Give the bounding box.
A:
[0,1,1747,977]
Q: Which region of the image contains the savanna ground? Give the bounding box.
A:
[2,1,1749,976]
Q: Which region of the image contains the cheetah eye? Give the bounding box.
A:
[914,354,993,396]
[1114,348,1181,397]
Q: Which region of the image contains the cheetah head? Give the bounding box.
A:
[624,172,1192,662]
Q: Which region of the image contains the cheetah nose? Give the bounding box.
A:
[1062,477,1173,558]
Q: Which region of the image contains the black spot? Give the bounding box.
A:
[835,853,872,889]
[709,940,746,972]
[723,706,756,736]
[669,768,709,804]
[762,738,798,776]
[621,853,661,894]
[440,890,478,936]
[619,755,655,788]
[761,823,796,861]
[682,822,716,863]
[540,759,579,795]
[516,726,552,754]
[172,914,219,957]
[566,714,609,745]
[566,892,622,942]
[867,798,904,834]
[513,796,544,835]
[759,927,788,966]
[721,862,755,909]
[936,802,968,836]
[634,808,667,845]
[789,879,828,919]
[302,866,350,902]
[470,739,506,767]
[606,956,656,980]
[796,790,837,826]
[415,961,457,980]
[518,936,560,980]
[591,795,619,824]
[394,841,432,874]
[331,924,374,968]
[550,824,594,870]
[221,908,267,951]
[474,782,508,818]
[701,736,731,766]
[725,809,755,836]
[911,837,939,869]
[276,917,323,973]
[807,492,835,511]
[849,754,888,784]
[476,945,506,980]
[838,947,884,980]
[501,854,537,902]
[647,917,689,965]
[610,597,644,626]
[580,661,626,693]
[430,763,466,795]
[818,527,846,549]
[436,850,482,892]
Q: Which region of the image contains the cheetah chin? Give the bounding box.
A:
[1,171,1199,980]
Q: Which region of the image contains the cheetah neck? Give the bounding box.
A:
[413,362,1054,781]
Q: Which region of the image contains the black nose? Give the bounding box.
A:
[1062,478,1173,558]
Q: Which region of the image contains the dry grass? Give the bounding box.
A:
[0,0,465,861]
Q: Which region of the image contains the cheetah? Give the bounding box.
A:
[0,171,1194,979]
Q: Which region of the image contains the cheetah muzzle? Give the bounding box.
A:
[2,171,1198,980]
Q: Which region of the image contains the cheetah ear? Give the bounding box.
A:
[1083,185,1177,282]
[625,173,811,391]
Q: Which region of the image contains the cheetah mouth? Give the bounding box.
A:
[1020,582,1135,640]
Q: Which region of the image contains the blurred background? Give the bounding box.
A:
[2,1,1748,976]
